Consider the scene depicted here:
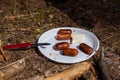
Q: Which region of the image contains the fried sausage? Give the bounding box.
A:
[56,33,71,40]
[57,29,72,34]
[63,48,78,56]
[79,43,93,54]
[54,42,69,50]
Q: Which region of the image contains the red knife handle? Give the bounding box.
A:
[3,43,31,50]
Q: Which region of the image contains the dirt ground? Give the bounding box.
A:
[0,0,120,80]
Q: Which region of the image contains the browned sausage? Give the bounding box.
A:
[54,42,69,50]
[56,33,71,40]
[63,48,78,56]
[79,43,93,54]
[57,29,72,34]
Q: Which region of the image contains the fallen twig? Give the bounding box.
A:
[102,34,119,42]
[24,2,32,15]
[93,47,112,80]
[1,27,32,32]
[27,75,44,80]
[4,12,39,20]
[90,65,97,78]
[0,40,8,61]
[0,55,4,61]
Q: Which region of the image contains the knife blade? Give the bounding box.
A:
[3,42,51,50]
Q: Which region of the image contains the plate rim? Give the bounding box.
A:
[37,27,100,63]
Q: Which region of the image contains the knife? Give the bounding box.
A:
[3,42,51,50]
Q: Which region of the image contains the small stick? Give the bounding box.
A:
[89,72,97,80]
[0,55,4,61]
[102,34,119,42]
[93,46,112,80]
[27,75,44,80]
[0,40,7,61]
[90,65,97,77]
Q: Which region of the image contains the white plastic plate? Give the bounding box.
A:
[38,27,99,63]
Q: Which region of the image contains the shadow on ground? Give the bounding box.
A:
[45,0,120,28]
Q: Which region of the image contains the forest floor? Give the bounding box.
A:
[0,0,120,80]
